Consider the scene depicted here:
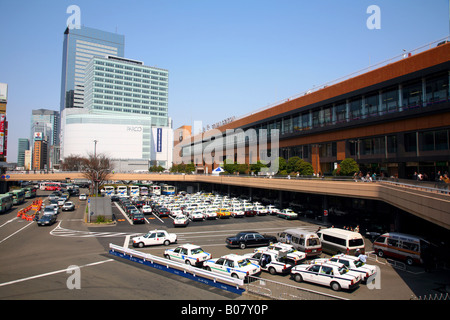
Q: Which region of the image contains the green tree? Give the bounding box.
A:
[336,158,359,176]
[250,160,267,174]
[298,160,314,175]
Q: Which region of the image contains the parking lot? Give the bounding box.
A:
[1,188,449,301]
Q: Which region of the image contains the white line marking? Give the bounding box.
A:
[0,259,114,287]
[0,221,34,245]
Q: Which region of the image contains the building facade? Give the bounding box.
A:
[60,26,125,111]
[31,109,60,169]
[17,138,29,168]
[178,40,450,179]
[83,56,169,127]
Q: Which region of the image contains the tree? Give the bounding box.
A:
[79,153,113,195]
[298,160,314,175]
[336,158,359,176]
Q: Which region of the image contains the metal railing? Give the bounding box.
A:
[244,275,348,300]
[109,244,244,293]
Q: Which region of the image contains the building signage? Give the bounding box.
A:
[157,128,162,153]
[34,132,43,141]
[127,126,142,132]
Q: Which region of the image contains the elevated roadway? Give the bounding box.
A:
[3,172,450,230]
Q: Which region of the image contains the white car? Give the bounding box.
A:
[230,209,245,218]
[79,194,87,200]
[132,230,177,248]
[314,254,377,283]
[266,205,281,215]
[204,254,261,280]
[173,215,189,227]
[261,242,306,265]
[57,198,66,206]
[277,208,298,220]
[164,244,211,267]
[142,205,152,214]
[291,261,362,291]
[245,250,293,275]
[203,209,217,220]
[188,210,205,221]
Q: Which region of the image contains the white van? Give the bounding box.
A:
[373,232,431,266]
[317,228,365,255]
[277,228,322,258]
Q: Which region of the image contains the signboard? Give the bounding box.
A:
[0,114,5,155]
[34,132,43,141]
[157,128,162,153]
[0,83,7,102]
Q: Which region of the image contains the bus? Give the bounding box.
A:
[162,185,176,195]
[140,186,149,196]
[24,187,37,199]
[0,194,13,213]
[150,185,161,196]
[104,186,115,196]
[129,186,140,197]
[8,189,26,205]
[116,185,128,196]
[43,182,61,191]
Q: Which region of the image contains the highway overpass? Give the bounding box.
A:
[3,172,449,230]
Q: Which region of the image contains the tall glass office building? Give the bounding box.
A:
[60,26,125,111]
[84,56,169,127]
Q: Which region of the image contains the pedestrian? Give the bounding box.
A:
[354,225,360,233]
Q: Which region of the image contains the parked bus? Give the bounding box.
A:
[140,186,149,196]
[8,189,26,205]
[150,185,161,196]
[0,194,13,213]
[130,185,140,197]
[373,232,431,266]
[24,187,37,199]
[104,186,115,196]
[162,185,176,195]
[116,185,128,196]
[44,182,61,191]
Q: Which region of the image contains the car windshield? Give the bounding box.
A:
[337,266,349,275]
[354,259,365,267]
[237,258,252,267]
[191,248,204,254]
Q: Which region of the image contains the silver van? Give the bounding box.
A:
[277,228,322,258]
[317,228,365,255]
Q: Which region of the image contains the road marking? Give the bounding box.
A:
[50,222,141,238]
[0,259,114,287]
[0,221,34,245]
[0,217,18,228]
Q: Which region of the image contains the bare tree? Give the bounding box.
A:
[79,153,113,195]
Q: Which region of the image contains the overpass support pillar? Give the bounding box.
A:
[278,190,283,207]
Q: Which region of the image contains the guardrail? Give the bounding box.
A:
[108,244,244,295]
[244,275,348,301]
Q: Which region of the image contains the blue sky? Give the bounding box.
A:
[0,0,448,162]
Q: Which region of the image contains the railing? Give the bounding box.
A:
[244,275,348,300]
[108,244,244,294]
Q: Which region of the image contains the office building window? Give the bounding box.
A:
[404,132,417,152]
[426,74,448,104]
[349,98,362,120]
[381,88,398,113]
[403,81,423,109]
[387,135,397,154]
[335,102,346,123]
[365,93,379,117]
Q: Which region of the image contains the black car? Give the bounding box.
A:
[226,231,277,249]
[131,212,145,224]
[154,207,170,217]
[37,214,57,226]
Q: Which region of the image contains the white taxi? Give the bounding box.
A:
[263,242,306,265]
[245,250,293,275]
[204,254,261,280]
[277,208,298,220]
[291,261,362,291]
[164,244,211,267]
[314,254,377,283]
[132,230,177,248]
